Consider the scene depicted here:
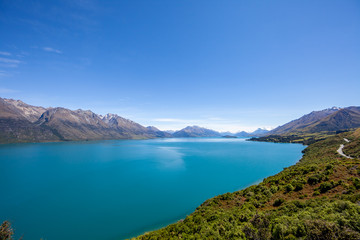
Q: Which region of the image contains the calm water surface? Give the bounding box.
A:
[0,138,304,240]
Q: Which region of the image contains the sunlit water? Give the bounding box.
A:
[0,138,304,240]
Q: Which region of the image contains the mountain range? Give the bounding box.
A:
[171,126,269,138]
[0,98,271,143]
[2,97,359,144]
[233,128,270,137]
[0,98,171,143]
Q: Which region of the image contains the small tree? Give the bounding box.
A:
[0,221,13,240]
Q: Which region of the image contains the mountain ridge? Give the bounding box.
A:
[0,97,169,143]
[267,107,341,135]
[173,126,221,138]
[251,106,360,144]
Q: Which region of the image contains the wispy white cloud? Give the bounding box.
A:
[0,51,11,56]
[0,57,22,68]
[154,118,189,123]
[0,88,18,93]
[207,117,225,121]
[43,47,62,54]
[0,57,21,64]
[0,70,9,77]
[0,64,19,68]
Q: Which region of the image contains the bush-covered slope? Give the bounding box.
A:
[133,130,360,239]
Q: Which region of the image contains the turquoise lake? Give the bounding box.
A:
[0,138,305,240]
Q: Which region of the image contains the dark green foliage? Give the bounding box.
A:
[292,180,304,191]
[273,198,285,207]
[308,174,323,185]
[313,190,320,196]
[270,185,278,194]
[285,184,294,193]
[319,182,334,193]
[219,192,233,201]
[326,164,334,170]
[135,199,360,240]
[353,178,360,190]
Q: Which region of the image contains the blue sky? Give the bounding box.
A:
[0,0,359,132]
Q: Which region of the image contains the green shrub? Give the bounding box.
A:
[313,191,320,196]
[319,182,333,193]
[272,223,286,239]
[273,198,285,207]
[308,174,322,185]
[353,178,360,190]
[220,192,233,200]
[285,184,295,193]
[270,185,278,194]
[292,180,305,191]
[326,164,333,170]
[284,234,296,240]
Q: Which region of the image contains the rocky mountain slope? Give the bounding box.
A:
[268,107,340,135]
[146,126,173,138]
[254,107,360,144]
[305,107,360,133]
[3,98,47,122]
[173,126,221,137]
[0,98,169,143]
[0,98,60,143]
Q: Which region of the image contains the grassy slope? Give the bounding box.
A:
[133,130,360,240]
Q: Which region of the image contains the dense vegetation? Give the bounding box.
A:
[133,129,360,239]
[249,130,351,145]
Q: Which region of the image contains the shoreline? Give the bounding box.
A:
[130,141,305,239]
[132,131,360,239]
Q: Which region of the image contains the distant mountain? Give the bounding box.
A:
[266,106,360,136]
[235,131,250,137]
[164,130,175,134]
[169,127,268,138]
[250,128,269,136]
[220,131,236,136]
[234,128,269,137]
[0,97,170,143]
[173,126,221,138]
[146,126,173,138]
